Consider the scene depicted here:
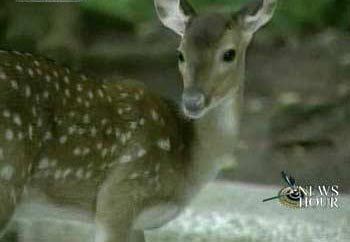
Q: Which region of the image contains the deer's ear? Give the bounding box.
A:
[237,0,278,36]
[154,0,196,36]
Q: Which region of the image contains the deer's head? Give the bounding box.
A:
[154,0,278,119]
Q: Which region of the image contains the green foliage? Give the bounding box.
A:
[81,0,245,22]
[272,0,336,34]
[82,0,350,34]
[81,0,151,22]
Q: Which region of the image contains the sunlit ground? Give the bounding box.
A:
[12,182,350,242]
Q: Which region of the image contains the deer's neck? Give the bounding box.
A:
[186,90,242,196]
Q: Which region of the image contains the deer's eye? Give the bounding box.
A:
[177,51,185,63]
[223,49,236,62]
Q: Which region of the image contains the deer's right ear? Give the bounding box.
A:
[154,0,196,36]
[237,0,278,37]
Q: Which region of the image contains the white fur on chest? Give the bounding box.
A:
[185,97,240,198]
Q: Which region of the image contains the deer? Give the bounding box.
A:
[0,0,278,241]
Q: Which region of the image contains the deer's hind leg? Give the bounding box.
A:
[0,132,32,238]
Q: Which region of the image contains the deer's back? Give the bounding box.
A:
[0,50,191,212]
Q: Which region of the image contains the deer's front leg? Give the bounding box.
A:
[95,177,145,242]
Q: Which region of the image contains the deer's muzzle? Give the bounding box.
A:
[182,89,206,119]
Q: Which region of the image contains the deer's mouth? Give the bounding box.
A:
[182,105,207,119]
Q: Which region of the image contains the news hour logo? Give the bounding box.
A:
[263,171,340,209]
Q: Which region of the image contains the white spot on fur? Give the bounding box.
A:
[76,168,84,179]
[83,147,90,156]
[96,143,103,150]
[76,84,83,92]
[35,94,40,103]
[78,128,85,135]
[13,114,22,126]
[38,158,50,169]
[37,118,43,128]
[36,68,42,76]
[129,172,139,179]
[45,74,51,83]
[119,155,132,164]
[54,169,63,180]
[73,147,82,156]
[3,110,11,118]
[155,163,161,173]
[0,70,7,80]
[44,131,52,141]
[64,76,70,84]
[120,133,127,145]
[85,170,92,179]
[50,160,58,168]
[68,126,76,135]
[28,125,33,140]
[0,148,4,160]
[63,169,72,179]
[11,80,19,90]
[101,148,108,158]
[139,118,145,126]
[115,128,120,138]
[84,101,91,108]
[88,91,94,99]
[130,122,138,130]
[65,89,71,98]
[43,91,50,99]
[110,145,117,154]
[32,107,37,117]
[16,65,23,72]
[83,114,90,124]
[98,89,104,98]
[120,93,128,98]
[17,132,24,140]
[151,109,159,121]
[157,138,171,151]
[137,148,147,158]
[0,165,14,180]
[106,127,113,135]
[101,119,108,126]
[80,75,87,81]
[25,85,31,98]
[28,68,34,77]
[59,136,68,144]
[90,127,97,137]
[5,129,14,141]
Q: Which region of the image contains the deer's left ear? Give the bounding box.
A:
[154,0,196,36]
[237,0,278,36]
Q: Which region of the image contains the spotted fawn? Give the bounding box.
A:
[0,0,278,241]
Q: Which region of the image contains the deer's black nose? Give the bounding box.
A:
[182,89,206,116]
